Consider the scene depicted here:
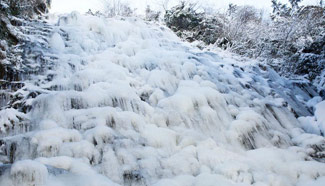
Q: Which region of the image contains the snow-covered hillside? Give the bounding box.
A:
[1,12,325,186]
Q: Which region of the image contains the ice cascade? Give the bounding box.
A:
[1,12,325,186]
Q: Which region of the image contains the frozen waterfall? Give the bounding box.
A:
[1,12,325,186]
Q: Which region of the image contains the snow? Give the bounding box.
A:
[1,160,49,186]
[0,109,27,134]
[31,127,82,157]
[1,12,325,186]
[307,96,323,109]
[315,101,325,127]
[49,32,65,53]
[299,101,325,135]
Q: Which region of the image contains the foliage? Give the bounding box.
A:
[145,5,160,21]
[164,3,226,45]
[101,0,134,17]
[3,0,51,17]
[164,1,325,92]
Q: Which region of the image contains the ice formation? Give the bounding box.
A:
[1,12,325,186]
[299,101,325,136]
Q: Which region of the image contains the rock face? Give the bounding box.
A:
[0,0,52,111]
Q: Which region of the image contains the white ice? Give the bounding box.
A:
[1,12,325,186]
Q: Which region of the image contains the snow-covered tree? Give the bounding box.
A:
[145,5,160,21]
[164,1,324,90]
[101,0,133,17]
[289,0,302,9]
[6,0,50,16]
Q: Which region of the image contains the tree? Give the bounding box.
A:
[101,0,133,17]
[6,0,50,16]
[227,3,237,16]
[289,0,302,9]
[145,5,160,21]
[271,0,291,18]
[155,0,170,11]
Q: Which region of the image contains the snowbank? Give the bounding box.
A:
[299,101,325,135]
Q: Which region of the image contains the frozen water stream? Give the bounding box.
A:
[1,12,325,186]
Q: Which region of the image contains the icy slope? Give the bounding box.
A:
[1,12,325,186]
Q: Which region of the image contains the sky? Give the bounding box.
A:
[50,0,320,14]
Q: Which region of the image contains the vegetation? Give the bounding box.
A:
[163,1,325,93]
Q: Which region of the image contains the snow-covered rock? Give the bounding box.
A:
[299,101,325,136]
